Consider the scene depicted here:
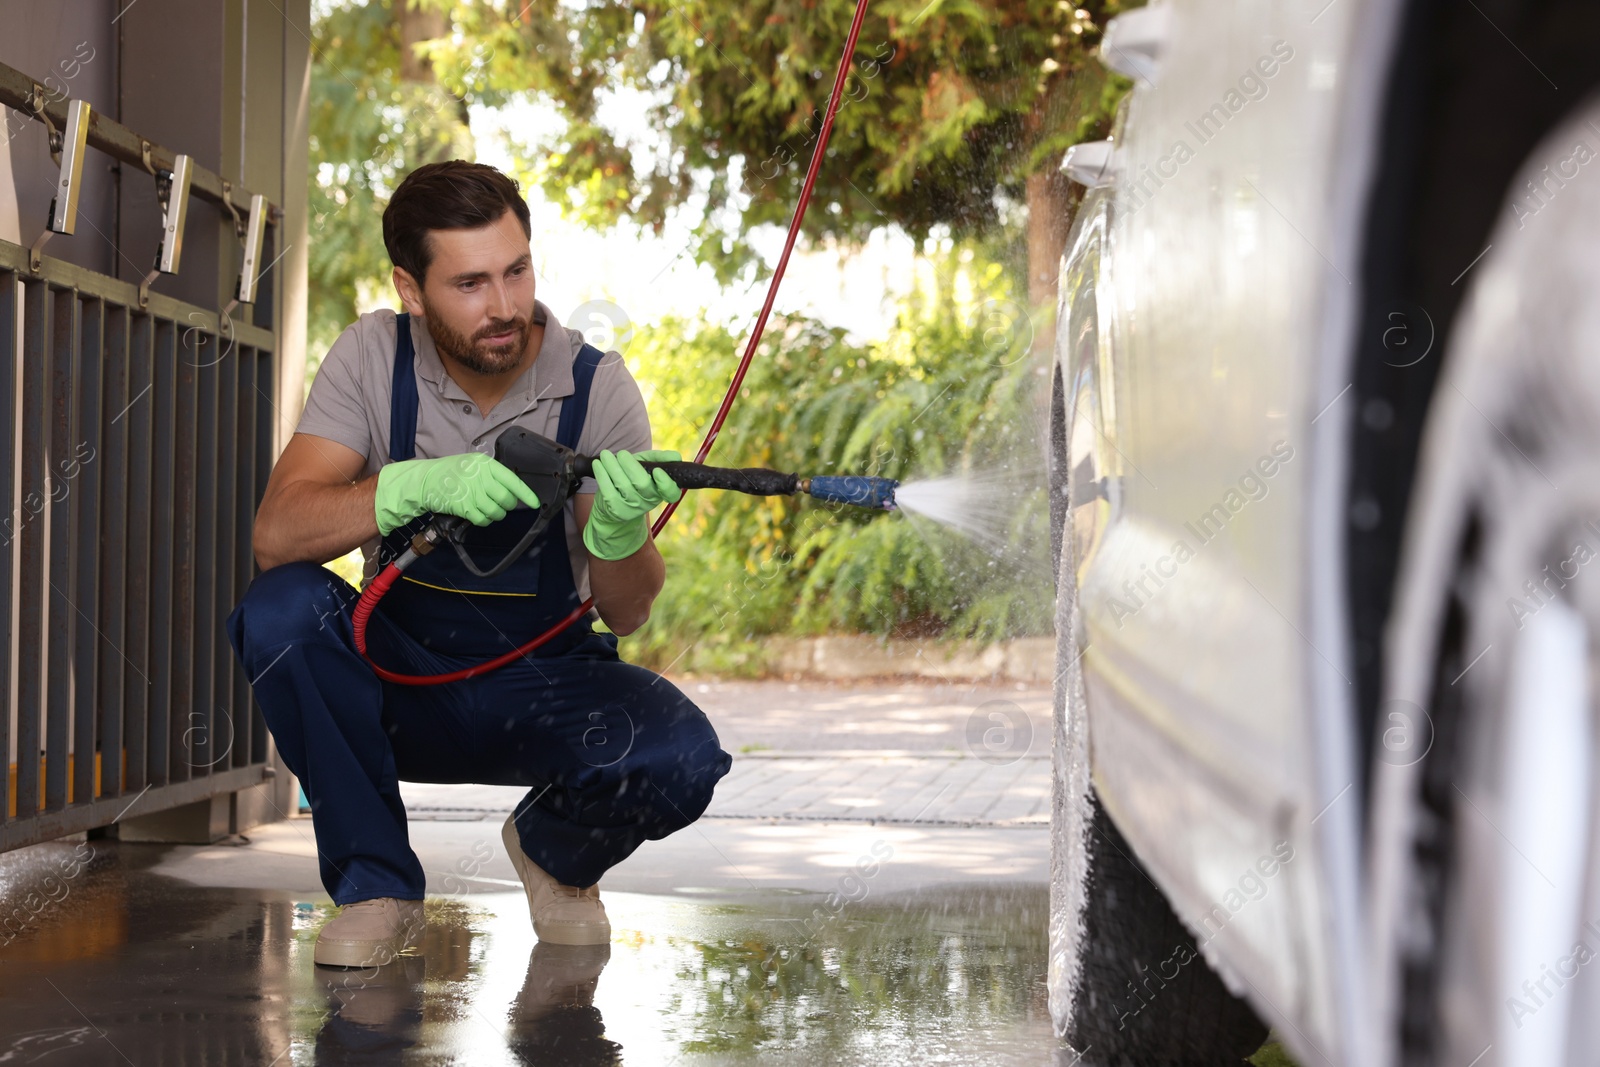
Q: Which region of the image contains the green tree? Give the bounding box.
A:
[305,0,477,360]
[424,0,1131,313]
[306,0,1134,360]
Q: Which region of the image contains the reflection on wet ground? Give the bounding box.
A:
[0,839,1072,1065]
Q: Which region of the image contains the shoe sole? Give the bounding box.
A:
[315,940,405,968]
[501,816,612,946]
[314,911,426,968]
[533,917,612,946]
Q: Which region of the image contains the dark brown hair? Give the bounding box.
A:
[382,160,532,284]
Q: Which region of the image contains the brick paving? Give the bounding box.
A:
[404,751,1049,827]
[402,678,1053,828]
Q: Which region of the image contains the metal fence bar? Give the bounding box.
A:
[72,294,103,807]
[97,303,129,798]
[233,345,256,768]
[217,342,238,772]
[250,348,272,767]
[192,340,217,775]
[16,277,48,820]
[148,318,176,790]
[44,286,79,812]
[0,273,14,819]
[170,326,196,781]
[123,310,154,794]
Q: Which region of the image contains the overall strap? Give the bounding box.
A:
[556,343,605,451]
[389,312,420,462]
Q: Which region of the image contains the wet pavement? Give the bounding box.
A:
[0,838,1067,1066]
[0,682,1069,1064]
[0,680,1289,1064]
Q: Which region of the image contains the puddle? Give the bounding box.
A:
[0,841,1071,1065]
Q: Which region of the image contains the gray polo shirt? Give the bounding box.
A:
[295,301,652,595]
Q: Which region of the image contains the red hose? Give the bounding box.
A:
[357,0,875,685]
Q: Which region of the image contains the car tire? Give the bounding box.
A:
[1369,94,1600,1067]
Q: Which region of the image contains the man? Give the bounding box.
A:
[227,160,733,968]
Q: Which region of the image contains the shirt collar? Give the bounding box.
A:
[412,300,573,405]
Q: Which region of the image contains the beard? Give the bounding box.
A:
[420,296,530,376]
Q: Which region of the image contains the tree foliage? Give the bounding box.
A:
[305,0,1135,355]
[306,1,475,358]
[423,0,1130,285]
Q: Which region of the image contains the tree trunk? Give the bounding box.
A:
[1026,166,1079,334]
[1024,59,1109,354]
[395,0,446,84]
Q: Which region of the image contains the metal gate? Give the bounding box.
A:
[0,64,280,852]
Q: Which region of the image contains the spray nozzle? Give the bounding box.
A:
[801,475,899,510]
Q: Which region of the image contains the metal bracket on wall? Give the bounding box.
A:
[29,98,91,272]
[0,61,281,240]
[32,85,62,161]
[236,194,267,303]
[137,153,192,308]
[220,180,244,238]
[219,193,269,339]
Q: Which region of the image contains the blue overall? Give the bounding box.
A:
[226,316,733,905]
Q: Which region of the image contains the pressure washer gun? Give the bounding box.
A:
[406,426,900,580]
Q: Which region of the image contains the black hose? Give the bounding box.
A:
[574,457,800,497]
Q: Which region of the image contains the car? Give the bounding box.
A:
[1045,1,1600,1063]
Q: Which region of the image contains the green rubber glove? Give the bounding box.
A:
[374,452,540,536]
[581,449,683,561]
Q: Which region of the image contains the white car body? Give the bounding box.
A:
[1050,2,1408,1062]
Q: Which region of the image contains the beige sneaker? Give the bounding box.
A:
[501,815,611,945]
[314,897,426,968]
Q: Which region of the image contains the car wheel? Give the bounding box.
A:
[1369,94,1600,1067]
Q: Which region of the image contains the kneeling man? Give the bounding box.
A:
[228,160,732,967]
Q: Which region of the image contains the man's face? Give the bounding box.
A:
[398,209,537,376]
